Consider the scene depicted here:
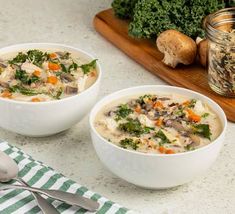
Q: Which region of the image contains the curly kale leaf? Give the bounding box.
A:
[80,59,97,75]
[9,85,41,96]
[8,52,27,64]
[192,124,212,140]
[27,50,48,67]
[119,138,139,150]
[129,0,178,39]
[154,129,170,145]
[115,104,133,121]
[112,0,138,19]
[9,50,48,67]
[128,0,225,39]
[15,70,40,85]
[118,118,154,137]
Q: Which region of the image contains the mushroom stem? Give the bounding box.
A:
[156,30,197,68]
[162,52,179,68]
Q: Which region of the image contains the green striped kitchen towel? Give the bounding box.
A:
[0,141,132,214]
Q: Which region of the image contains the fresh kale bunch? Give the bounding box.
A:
[128,0,225,39]
[112,0,226,39]
[111,0,138,19]
[128,0,180,39]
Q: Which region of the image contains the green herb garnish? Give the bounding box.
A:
[201,113,210,118]
[9,84,63,99]
[137,94,152,104]
[68,62,78,72]
[192,124,212,140]
[15,70,40,85]
[9,52,27,64]
[9,85,41,96]
[115,104,133,121]
[143,126,155,133]
[9,50,48,67]
[184,144,196,151]
[119,138,139,150]
[27,50,48,67]
[154,129,170,145]
[80,59,97,74]
[59,62,78,73]
[188,99,197,108]
[60,63,67,73]
[118,118,153,137]
[55,71,62,77]
[174,108,185,117]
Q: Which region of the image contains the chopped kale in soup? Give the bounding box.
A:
[95,94,222,154]
[0,49,97,102]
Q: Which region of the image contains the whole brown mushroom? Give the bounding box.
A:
[196,38,208,67]
[156,30,197,68]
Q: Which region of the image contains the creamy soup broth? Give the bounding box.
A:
[0,49,97,102]
[95,93,222,154]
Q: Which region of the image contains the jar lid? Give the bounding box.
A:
[205,8,235,45]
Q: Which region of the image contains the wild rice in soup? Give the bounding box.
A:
[0,49,97,102]
[95,94,222,154]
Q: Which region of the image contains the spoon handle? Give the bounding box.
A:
[0,184,99,212]
[16,178,59,214]
[31,193,60,214]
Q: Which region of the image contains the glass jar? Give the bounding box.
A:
[205,8,235,97]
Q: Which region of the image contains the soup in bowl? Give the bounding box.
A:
[89,85,227,189]
[0,47,97,101]
[0,43,101,136]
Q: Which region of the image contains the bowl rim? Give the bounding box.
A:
[0,42,102,105]
[89,85,227,157]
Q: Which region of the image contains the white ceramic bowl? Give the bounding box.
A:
[0,43,101,137]
[89,85,227,189]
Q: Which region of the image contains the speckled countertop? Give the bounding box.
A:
[0,1,234,213]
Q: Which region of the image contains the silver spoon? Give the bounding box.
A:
[0,151,59,214]
[18,177,60,214]
[0,151,99,212]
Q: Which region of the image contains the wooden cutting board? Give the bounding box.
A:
[93,9,235,122]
